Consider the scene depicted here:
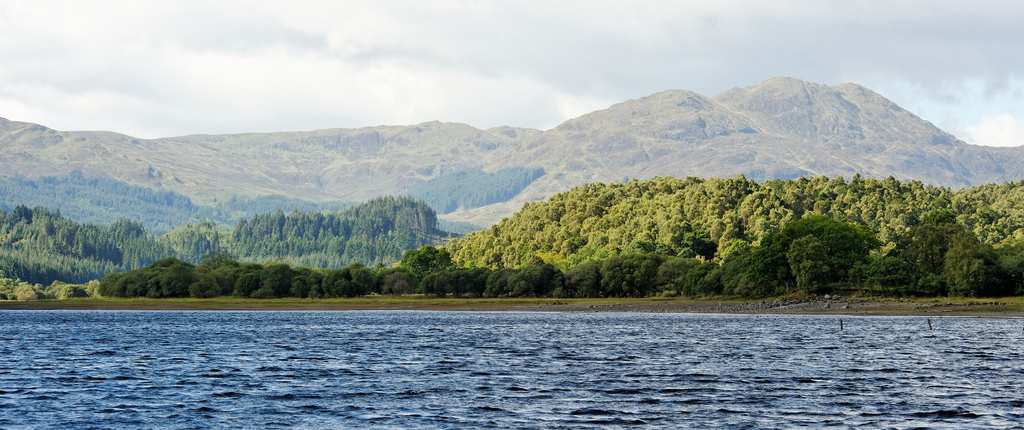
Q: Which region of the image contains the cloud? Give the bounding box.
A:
[964,114,1024,147]
[0,0,1022,138]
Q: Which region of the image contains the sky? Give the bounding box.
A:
[0,1,1021,147]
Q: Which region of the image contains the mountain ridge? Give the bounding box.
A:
[2,77,1022,226]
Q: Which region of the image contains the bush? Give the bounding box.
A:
[14,284,44,301]
[46,282,90,299]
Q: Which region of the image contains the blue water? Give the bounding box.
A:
[0,311,1022,428]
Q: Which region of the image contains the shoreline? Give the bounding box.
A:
[2,296,1023,317]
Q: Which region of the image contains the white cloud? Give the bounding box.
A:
[0,1,1022,138]
[964,114,1024,147]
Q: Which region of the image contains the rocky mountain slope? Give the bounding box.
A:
[2,77,1021,226]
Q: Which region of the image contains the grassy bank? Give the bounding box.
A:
[2,295,1024,316]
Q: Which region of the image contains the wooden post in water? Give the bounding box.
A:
[839,319,844,332]
[927,318,933,331]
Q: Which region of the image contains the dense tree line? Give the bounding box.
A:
[0,197,452,285]
[448,176,1024,269]
[409,167,545,213]
[97,247,563,299]
[0,206,172,284]
[0,277,97,300]
[209,195,351,221]
[98,212,1024,299]
[166,196,451,268]
[11,175,1024,299]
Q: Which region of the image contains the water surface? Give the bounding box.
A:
[1,311,1021,428]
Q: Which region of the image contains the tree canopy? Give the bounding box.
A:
[448,176,1024,269]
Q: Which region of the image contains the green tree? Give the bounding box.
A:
[401,246,453,281]
[786,236,830,294]
[753,215,878,294]
[380,268,416,295]
[997,241,1024,295]
[599,255,663,297]
[256,264,294,298]
[564,261,602,298]
[943,232,1005,297]
[864,254,916,295]
[507,263,563,297]
[233,267,262,297]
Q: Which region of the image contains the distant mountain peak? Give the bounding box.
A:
[2,77,1022,229]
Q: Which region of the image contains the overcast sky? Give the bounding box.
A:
[0,1,1021,147]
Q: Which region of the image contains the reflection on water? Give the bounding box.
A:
[0,311,1022,428]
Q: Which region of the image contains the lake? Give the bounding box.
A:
[0,311,1021,428]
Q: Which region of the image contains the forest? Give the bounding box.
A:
[407,167,545,213]
[163,196,451,268]
[93,209,1024,300]
[0,197,449,285]
[5,175,1024,299]
[448,175,1024,268]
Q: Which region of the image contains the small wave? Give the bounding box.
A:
[567,417,648,425]
[910,409,982,419]
[602,388,645,395]
[200,373,230,379]
[285,355,329,361]
[267,393,322,401]
[571,407,635,416]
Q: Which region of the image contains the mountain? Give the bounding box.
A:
[0,173,351,233]
[0,172,201,233]
[446,176,1024,270]
[3,77,1022,226]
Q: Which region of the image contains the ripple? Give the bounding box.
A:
[910,409,983,419]
[0,311,1019,428]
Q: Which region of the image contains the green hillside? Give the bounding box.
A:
[448,176,1024,268]
[408,167,545,213]
[0,173,354,233]
[0,172,201,233]
[0,206,172,284]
